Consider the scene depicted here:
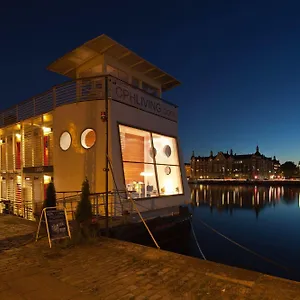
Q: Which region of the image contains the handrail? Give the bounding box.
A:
[0,75,178,128]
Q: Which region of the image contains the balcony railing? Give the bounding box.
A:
[0,75,178,128]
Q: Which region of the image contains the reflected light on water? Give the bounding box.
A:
[190,184,299,214]
[179,183,300,283]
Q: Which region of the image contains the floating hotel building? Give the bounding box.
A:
[0,34,189,219]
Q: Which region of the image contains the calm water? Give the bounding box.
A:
[164,184,300,281]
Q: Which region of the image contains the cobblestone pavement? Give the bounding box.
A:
[0,214,36,251]
[1,215,300,299]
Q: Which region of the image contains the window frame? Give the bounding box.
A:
[117,123,184,200]
[80,128,96,150]
[59,131,72,151]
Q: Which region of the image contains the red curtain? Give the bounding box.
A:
[15,142,21,169]
[44,136,49,166]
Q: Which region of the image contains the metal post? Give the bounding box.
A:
[105,76,109,236]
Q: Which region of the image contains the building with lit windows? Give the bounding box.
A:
[0,34,189,220]
[184,163,191,178]
[190,146,280,180]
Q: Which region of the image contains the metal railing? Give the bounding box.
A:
[0,75,178,128]
[30,190,132,221]
[0,199,34,220]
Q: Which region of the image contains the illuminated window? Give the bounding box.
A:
[59,132,71,151]
[152,133,182,195]
[81,129,96,149]
[119,125,183,199]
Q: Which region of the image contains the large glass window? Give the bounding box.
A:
[119,125,183,199]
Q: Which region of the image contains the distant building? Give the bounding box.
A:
[190,146,280,180]
[185,163,191,178]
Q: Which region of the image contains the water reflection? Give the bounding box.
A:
[164,184,300,282]
[190,184,298,218]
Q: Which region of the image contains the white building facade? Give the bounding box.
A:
[0,34,189,220]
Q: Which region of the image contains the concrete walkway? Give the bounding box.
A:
[1,214,300,299]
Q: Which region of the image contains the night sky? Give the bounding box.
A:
[1,1,300,164]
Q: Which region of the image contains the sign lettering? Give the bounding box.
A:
[111,79,177,122]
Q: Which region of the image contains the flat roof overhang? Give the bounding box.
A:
[47,34,180,92]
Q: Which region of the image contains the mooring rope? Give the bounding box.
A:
[189,218,206,260]
[197,217,290,273]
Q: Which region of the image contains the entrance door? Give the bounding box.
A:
[33,177,42,204]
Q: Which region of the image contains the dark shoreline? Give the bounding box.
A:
[188,179,300,187]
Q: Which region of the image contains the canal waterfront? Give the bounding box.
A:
[163,184,300,282]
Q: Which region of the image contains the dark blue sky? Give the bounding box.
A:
[1,0,300,163]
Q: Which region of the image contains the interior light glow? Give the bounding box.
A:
[43,127,52,135]
[81,129,96,149]
[164,179,174,195]
[44,175,52,184]
[140,172,153,177]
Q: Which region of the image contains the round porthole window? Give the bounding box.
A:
[165,166,172,175]
[81,129,96,149]
[60,132,72,151]
[164,145,172,157]
[149,147,157,158]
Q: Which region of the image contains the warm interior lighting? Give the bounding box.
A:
[43,175,52,184]
[43,114,52,123]
[140,172,153,177]
[81,128,96,149]
[164,180,174,195]
[43,126,52,135]
[15,133,21,140]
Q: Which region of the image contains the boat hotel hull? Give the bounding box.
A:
[0,34,189,220]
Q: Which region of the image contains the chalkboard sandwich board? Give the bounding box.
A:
[36,207,71,248]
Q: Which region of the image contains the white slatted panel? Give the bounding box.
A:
[0,144,6,171]
[6,135,14,171]
[33,128,42,166]
[24,126,33,167]
[1,178,6,200]
[15,177,22,216]
[7,177,14,212]
[23,177,33,220]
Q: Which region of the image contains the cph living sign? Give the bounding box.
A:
[110,80,177,122]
